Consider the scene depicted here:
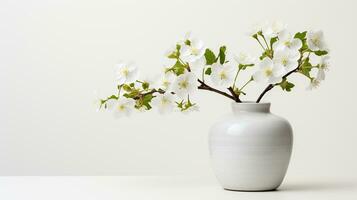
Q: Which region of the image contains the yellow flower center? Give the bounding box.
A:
[117,104,125,111]
[282,58,288,66]
[121,68,129,77]
[179,80,188,89]
[264,68,273,77]
[191,47,199,56]
[162,80,170,88]
[219,72,227,80]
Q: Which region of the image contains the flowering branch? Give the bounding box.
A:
[98,22,330,116]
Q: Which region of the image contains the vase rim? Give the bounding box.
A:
[232,101,271,105]
[231,101,271,113]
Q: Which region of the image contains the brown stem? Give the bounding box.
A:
[256,67,299,103]
[197,79,237,101]
[228,87,242,102]
[256,84,275,103]
[137,80,239,102]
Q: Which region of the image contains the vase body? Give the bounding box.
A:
[209,102,293,191]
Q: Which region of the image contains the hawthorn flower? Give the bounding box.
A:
[253,58,285,84]
[262,21,286,39]
[189,57,206,76]
[273,49,300,72]
[273,30,302,51]
[180,39,205,63]
[116,62,139,85]
[112,98,136,118]
[317,56,330,81]
[307,30,326,51]
[157,71,176,91]
[210,63,236,88]
[152,93,176,114]
[172,71,198,98]
[247,23,263,37]
[307,78,320,90]
[233,52,256,65]
[181,32,193,44]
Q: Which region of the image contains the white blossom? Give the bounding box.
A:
[273,49,300,72]
[233,52,256,65]
[116,62,139,85]
[307,30,327,51]
[262,21,286,39]
[247,23,263,37]
[181,32,193,44]
[180,39,205,63]
[253,57,285,84]
[172,71,198,98]
[273,30,302,51]
[317,56,330,81]
[189,56,206,76]
[156,71,176,91]
[306,78,320,90]
[210,63,236,88]
[152,93,176,114]
[112,98,136,118]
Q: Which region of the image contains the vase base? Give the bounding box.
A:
[224,188,278,192]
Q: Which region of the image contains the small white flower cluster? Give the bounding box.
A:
[250,22,329,89]
[99,21,330,117]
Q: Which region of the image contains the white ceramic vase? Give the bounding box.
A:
[209,102,293,191]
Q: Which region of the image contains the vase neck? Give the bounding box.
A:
[231,102,271,114]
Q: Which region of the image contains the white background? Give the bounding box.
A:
[1,0,356,179]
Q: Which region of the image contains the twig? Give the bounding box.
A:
[197,79,237,101]
[256,67,299,103]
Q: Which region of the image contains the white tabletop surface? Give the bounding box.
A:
[0,176,356,200]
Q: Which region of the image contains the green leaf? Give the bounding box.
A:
[205,67,212,75]
[141,93,153,110]
[218,46,226,64]
[171,60,186,75]
[122,84,132,92]
[314,50,328,56]
[279,79,295,92]
[294,31,307,40]
[142,82,149,90]
[299,57,313,78]
[123,90,139,98]
[204,49,216,65]
[294,31,308,52]
[107,95,117,100]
